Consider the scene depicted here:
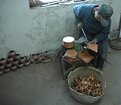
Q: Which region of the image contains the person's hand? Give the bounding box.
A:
[90,39,97,44]
[77,22,83,29]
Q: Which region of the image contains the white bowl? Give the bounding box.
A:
[63,36,75,43]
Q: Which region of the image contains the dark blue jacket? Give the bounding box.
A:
[73,4,111,42]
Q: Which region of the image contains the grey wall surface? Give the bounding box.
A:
[0,0,121,57]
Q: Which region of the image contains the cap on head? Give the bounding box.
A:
[99,4,113,27]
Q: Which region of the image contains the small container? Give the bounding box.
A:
[63,36,75,49]
[0,64,4,75]
[32,54,39,60]
[18,63,24,68]
[8,50,16,58]
[0,64,5,70]
[5,62,12,68]
[29,56,35,64]
[0,58,6,65]
[6,56,14,63]
[13,60,19,66]
[19,56,26,63]
[24,60,30,66]
[11,65,17,71]
[14,54,21,61]
[4,68,10,73]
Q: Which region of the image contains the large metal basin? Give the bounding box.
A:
[68,67,106,104]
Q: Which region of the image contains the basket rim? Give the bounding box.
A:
[67,66,106,98]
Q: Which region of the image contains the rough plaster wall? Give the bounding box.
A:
[0,0,120,57]
[0,0,77,57]
[104,0,121,30]
[29,5,76,53]
[0,0,33,57]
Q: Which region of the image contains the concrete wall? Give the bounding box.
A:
[0,0,121,57]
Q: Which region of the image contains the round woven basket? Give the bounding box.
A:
[68,67,106,104]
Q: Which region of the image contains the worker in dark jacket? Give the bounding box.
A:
[73,4,113,70]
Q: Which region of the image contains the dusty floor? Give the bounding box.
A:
[0,49,121,105]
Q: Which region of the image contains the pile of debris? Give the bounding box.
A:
[71,74,103,97]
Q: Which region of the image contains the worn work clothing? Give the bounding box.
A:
[73,4,111,59]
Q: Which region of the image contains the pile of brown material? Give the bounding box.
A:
[71,74,103,97]
[78,52,94,63]
[29,54,51,64]
[63,49,77,59]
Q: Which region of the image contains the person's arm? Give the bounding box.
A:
[73,4,84,22]
[94,22,111,42]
